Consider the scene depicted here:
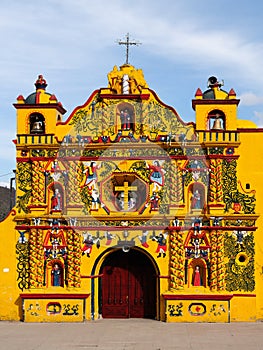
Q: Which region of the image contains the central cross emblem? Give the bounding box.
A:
[115,181,138,211]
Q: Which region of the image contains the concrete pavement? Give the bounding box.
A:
[0,319,263,350]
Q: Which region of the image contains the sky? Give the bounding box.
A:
[1,0,263,187]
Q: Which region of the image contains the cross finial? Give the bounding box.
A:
[117,33,141,65]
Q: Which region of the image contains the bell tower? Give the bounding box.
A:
[14,75,66,138]
[192,76,240,131]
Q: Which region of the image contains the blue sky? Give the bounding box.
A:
[1,0,263,186]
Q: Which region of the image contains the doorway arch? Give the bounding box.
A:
[99,248,158,319]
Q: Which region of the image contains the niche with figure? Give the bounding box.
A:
[49,183,64,213]
[188,258,207,287]
[116,102,135,132]
[189,183,206,213]
[49,261,64,287]
[29,112,45,134]
[207,109,225,130]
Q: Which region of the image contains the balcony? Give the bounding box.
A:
[197,130,239,143]
[17,134,55,145]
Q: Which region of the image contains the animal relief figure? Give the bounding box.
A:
[168,303,183,317]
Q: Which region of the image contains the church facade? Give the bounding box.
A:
[0,64,262,322]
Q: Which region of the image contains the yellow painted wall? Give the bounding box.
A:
[0,211,21,320]
[1,67,262,323]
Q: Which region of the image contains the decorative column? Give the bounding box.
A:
[217,231,225,291]
[209,158,223,204]
[66,230,81,287]
[209,230,225,291]
[29,229,44,288]
[169,230,184,289]
[210,230,218,291]
[170,161,183,205]
[67,161,83,205]
[31,161,45,204]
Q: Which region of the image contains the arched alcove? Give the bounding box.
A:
[48,182,64,213]
[98,248,158,319]
[29,112,45,134]
[207,109,225,130]
[188,182,206,213]
[46,260,64,287]
[188,258,208,287]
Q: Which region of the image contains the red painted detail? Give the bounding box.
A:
[238,128,263,133]
[101,249,156,319]
[192,98,240,110]
[228,88,236,96]
[49,94,57,101]
[81,274,104,279]
[163,294,233,301]
[27,204,48,209]
[195,88,203,96]
[99,94,150,100]
[232,293,256,297]
[17,95,25,101]
[157,275,170,279]
[13,103,67,114]
[20,293,90,299]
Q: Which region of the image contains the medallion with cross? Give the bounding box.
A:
[115,181,138,211]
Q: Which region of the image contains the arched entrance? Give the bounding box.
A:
[99,248,157,319]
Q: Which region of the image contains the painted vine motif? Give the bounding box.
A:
[209,159,223,203]
[222,159,256,213]
[16,240,30,290]
[16,162,32,213]
[224,233,255,292]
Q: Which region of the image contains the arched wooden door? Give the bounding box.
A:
[99,249,157,319]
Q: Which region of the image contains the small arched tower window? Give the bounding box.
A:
[30,112,45,134]
[207,109,225,130]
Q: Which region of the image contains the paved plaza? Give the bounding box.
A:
[0,319,263,350]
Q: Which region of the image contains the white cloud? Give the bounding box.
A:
[239,92,263,106]
[1,0,263,175]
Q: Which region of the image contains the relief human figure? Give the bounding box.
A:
[51,264,62,287]
[152,233,167,258]
[83,161,100,190]
[146,160,166,192]
[192,266,202,286]
[120,109,131,130]
[191,189,201,210]
[51,188,62,211]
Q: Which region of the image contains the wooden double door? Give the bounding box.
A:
[100,249,157,319]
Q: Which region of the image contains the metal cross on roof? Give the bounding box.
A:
[117,33,141,64]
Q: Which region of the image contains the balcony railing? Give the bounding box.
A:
[197,131,239,143]
[17,134,55,145]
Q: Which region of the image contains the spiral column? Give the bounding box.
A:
[66,230,81,287]
[169,230,184,289]
[29,229,44,288]
[31,161,45,204]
